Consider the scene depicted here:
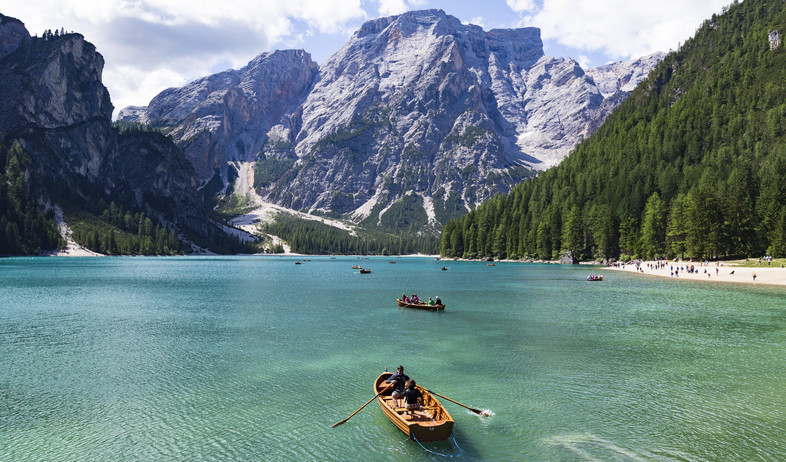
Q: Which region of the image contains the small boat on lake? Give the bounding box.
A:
[360,268,372,274]
[587,275,603,281]
[397,299,445,311]
[441,266,448,271]
[352,265,362,269]
[374,371,454,442]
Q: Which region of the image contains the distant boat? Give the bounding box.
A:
[587,275,603,281]
[352,265,362,269]
[487,263,495,266]
[360,268,372,274]
[441,266,448,271]
[295,261,302,265]
[397,299,445,311]
[389,261,396,264]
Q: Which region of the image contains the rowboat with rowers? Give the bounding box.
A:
[374,371,454,442]
[396,299,445,311]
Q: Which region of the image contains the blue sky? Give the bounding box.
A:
[3,0,731,116]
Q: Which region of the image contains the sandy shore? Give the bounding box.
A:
[605,260,786,287]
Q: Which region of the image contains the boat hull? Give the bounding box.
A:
[374,372,454,442]
[397,299,445,311]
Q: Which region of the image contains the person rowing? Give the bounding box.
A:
[385,365,410,408]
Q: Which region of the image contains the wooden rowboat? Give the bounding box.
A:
[587,275,603,281]
[374,372,454,442]
[352,265,362,269]
[360,268,372,273]
[397,299,445,311]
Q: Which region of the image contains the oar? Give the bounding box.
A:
[427,389,489,416]
[331,384,392,428]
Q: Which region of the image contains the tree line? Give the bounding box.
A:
[264,212,439,255]
[441,0,786,262]
[67,201,183,255]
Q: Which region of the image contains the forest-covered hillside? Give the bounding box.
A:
[0,142,63,254]
[440,0,786,261]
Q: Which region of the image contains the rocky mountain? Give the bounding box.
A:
[121,10,662,231]
[0,13,212,248]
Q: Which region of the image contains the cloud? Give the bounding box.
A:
[466,17,486,28]
[3,0,369,113]
[512,0,730,60]
[506,0,537,12]
[377,0,410,16]
[376,0,429,17]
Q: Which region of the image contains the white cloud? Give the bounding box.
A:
[376,0,429,17]
[377,0,410,16]
[506,0,537,12]
[517,0,730,60]
[466,16,486,28]
[105,65,187,111]
[3,0,734,115]
[3,0,369,115]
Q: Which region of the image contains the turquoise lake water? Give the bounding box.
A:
[1,256,785,461]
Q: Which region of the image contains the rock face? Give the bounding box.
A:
[0,14,27,60]
[123,50,318,183]
[559,251,578,264]
[0,13,207,237]
[120,9,663,229]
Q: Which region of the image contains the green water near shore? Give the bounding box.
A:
[1,256,785,460]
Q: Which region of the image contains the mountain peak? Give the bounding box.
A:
[0,13,30,60]
[119,10,662,229]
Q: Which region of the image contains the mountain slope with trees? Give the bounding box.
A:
[440,0,786,261]
[0,13,255,255]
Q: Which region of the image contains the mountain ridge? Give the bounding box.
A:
[438,0,786,262]
[0,13,252,255]
[120,9,663,232]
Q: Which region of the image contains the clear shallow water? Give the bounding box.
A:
[1,256,785,461]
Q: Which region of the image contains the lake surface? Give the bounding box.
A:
[1,256,785,461]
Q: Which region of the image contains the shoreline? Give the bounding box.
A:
[605,260,786,287]
[19,250,786,288]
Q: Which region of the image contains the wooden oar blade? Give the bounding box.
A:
[330,384,391,428]
[427,389,490,416]
[330,419,349,428]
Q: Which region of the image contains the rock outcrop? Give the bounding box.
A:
[123,50,318,184]
[0,13,208,238]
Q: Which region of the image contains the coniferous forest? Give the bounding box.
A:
[440,0,786,262]
[0,142,64,254]
[263,213,439,255]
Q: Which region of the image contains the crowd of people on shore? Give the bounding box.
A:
[609,257,767,281]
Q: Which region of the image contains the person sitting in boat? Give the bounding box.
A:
[385,365,410,408]
[428,297,436,306]
[435,296,441,305]
[403,379,423,414]
[411,294,420,304]
[402,292,410,303]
